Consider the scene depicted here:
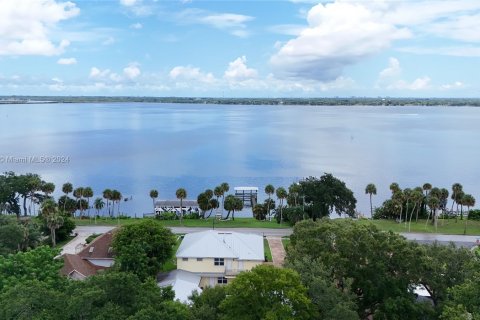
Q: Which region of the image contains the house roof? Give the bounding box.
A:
[60,253,105,278]
[176,230,264,260]
[155,200,198,207]
[78,229,116,260]
[158,270,202,303]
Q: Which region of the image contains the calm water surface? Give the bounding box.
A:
[1,103,479,217]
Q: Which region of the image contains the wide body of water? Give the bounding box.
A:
[1,103,479,217]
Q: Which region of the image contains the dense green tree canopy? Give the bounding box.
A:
[299,174,357,219]
[287,219,434,319]
[220,264,315,320]
[112,219,176,281]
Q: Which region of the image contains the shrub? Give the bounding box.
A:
[468,209,480,221]
[155,211,177,220]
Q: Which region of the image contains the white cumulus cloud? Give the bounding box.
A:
[130,22,143,29]
[169,66,216,84]
[224,56,258,82]
[270,1,411,80]
[0,0,79,56]
[57,57,77,65]
[271,0,480,81]
[123,63,141,80]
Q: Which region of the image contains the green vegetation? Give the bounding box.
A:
[4,95,480,107]
[263,238,272,262]
[85,233,100,244]
[74,216,292,228]
[282,237,290,249]
[360,218,480,235]
[112,219,176,281]
[286,219,480,319]
[161,236,183,272]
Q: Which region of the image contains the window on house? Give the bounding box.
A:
[217,277,228,284]
[182,258,188,261]
[197,258,203,261]
[214,258,224,266]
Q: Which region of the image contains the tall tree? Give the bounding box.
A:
[149,189,158,214]
[365,183,377,217]
[41,182,55,199]
[461,194,475,235]
[264,184,275,221]
[73,187,84,217]
[112,219,176,281]
[83,187,94,217]
[299,174,356,219]
[220,264,315,320]
[451,183,463,216]
[276,187,288,224]
[426,196,440,230]
[61,182,73,213]
[111,190,122,218]
[422,183,432,197]
[214,186,223,217]
[94,197,105,218]
[220,182,229,216]
[175,188,187,222]
[41,199,64,247]
[224,194,243,221]
[102,189,112,217]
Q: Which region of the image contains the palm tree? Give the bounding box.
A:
[403,188,412,227]
[41,199,64,247]
[41,182,55,199]
[111,190,122,218]
[462,194,475,235]
[224,195,243,221]
[422,183,432,197]
[103,189,112,217]
[276,187,288,224]
[83,187,94,217]
[93,197,105,224]
[457,190,465,220]
[408,190,423,231]
[150,189,159,214]
[214,186,223,217]
[426,196,439,230]
[94,197,105,217]
[451,183,463,212]
[265,184,275,221]
[176,188,187,222]
[73,187,84,218]
[392,190,404,223]
[389,182,400,194]
[365,183,377,217]
[220,182,229,216]
[62,182,73,212]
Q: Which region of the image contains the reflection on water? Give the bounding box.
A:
[1,103,480,217]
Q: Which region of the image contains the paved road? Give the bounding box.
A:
[62,226,115,255]
[70,226,479,248]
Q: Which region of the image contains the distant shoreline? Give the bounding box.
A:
[1,96,480,107]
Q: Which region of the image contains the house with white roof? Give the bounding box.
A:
[158,230,265,301]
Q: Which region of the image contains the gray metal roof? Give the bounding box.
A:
[176,230,264,261]
[155,200,198,207]
[157,270,201,303]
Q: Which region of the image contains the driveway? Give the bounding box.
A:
[61,226,115,255]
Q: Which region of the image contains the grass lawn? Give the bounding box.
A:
[264,238,272,262]
[358,218,480,235]
[162,236,183,272]
[281,237,290,250]
[73,217,291,229]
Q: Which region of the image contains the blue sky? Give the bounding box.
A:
[1,0,479,97]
